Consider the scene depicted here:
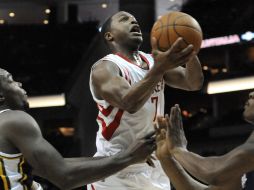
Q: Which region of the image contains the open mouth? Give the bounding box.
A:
[130,25,141,35]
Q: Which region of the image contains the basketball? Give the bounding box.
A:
[151,11,203,52]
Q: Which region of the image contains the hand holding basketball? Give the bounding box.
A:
[151,36,196,72]
[151,11,203,53]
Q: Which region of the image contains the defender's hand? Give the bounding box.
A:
[154,118,170,160]
[166,104,188,152]
[124,131,156,164]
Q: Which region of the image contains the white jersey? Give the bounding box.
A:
[90,51,165,157]
[89,51,170,190]
[0,152,43,190]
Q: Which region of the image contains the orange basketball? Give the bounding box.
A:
[151,11,203,52]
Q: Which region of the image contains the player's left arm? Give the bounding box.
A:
[173,147,251,185]
[166,105,254,186]
[64,157,105,162]
[163,56,204,91]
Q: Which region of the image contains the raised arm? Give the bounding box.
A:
[173,147,249,185]
[5,111,156,190]
[155,118,208,190]
[163,55,204,91]
[91,60,163,113]
[164,105,254,186]
[91,37,195,113]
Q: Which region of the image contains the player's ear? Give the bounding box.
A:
[104,32,113,42]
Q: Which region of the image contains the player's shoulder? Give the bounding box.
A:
[2,110,39,132]
[91,58,120,77]
[0,110,42,144]
[93,54,118,67]
[6,110,34,121]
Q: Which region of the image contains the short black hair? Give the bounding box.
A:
[100,15,113,45]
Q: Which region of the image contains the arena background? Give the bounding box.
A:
[0,0,254,189]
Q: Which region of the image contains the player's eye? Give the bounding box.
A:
[119,16,129,22]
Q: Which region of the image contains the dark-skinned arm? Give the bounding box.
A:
[91,38,195,113]
[163,56,204,91]
[91,60,163,113]
[5,110,156,190]
[160,156,208,190]
[159,155,242,190]
[174,140,254,185]
[165,105,254,185]
[64,156,105,162]
[154,119,208,190]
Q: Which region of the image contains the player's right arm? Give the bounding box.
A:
[4,110,156,190]
[157,156,241,190]
[91,60,163,113]
[173,145,252,188]
[91,38,195,114]
[155,117,242,190]
[155,119,208,190]
[163,105,254,186]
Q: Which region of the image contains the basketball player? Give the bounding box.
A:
[88,11,203,190]
[155,99,254,190]
[0,68,157,190]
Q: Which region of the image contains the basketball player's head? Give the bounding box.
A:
[0,69,28,110]
[101,11,143,51]
[243,91,254,124]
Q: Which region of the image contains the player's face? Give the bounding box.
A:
[243,91,254,124]
[109,11,143,50]
[0,71,29,110]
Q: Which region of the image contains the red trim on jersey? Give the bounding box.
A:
[139,53,150,68]
[115,52,150,70]
[122,69,129,82]
[97,104,114,117]
[97,109,124,141]
[126,69,132,85]
[115,52,132,63]
[91,184,95,190]
[122,68,131,85]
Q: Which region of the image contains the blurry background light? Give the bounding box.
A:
[9,12,15,17]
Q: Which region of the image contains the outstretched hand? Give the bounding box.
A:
[155,104,187,160]
[166,104,188,152]
[151,37,195,73]
[154,117,170,160]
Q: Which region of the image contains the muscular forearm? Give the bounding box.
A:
[64,156,105,162]
[173,145,254,185]
[63,152,132,189]
[159,156,207,190]
[34,151,132,190]
[185,56,203,90]
[120,68,163,113]
[173,148,224,184]
[209,143,254,185]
